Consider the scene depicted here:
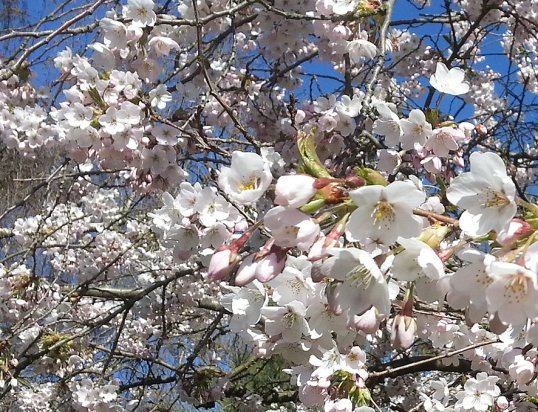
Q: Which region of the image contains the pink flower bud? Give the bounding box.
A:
[308,215,347,261]
[234,242,288,286]
[207,248,237,282]
[275,174,316,208]
[255,245,287,282]
[496,219,534,246]
[207,228,257,282]
[391,314,417,349]
[475,124,487,135]
[234,254,257,286]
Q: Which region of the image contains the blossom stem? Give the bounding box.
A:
[412,208,459,227]
[368,339,499,380]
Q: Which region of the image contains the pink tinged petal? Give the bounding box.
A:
[234,255,258,286]
[255,253,285,283]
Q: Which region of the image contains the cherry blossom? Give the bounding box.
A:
[218,151,273,204]
[1,0,538,410]
[122,0,156,28]
[430,62,470,95]
[446,152,517,236]
[346,181,426,245]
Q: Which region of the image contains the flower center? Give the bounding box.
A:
[373,200,395,222]
[504,271,530,303]
[283,310,297,328]
[239,177,259,191]
[485,190,510,208]
[347,263,373,288]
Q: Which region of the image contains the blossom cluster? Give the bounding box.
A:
[0,0,537,410]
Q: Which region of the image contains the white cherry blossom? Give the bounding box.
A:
[429,62,470,95]
[262,300,311,343]
[391,237,444,282]
[218,151,273,204]
[346,180,426,245]
[400,109,432,150]
[274,174,317,208]
[263,206,320,251]
[446,152,517,236]
[346,39,378,61]
[123,0,156,28]
[486,260,538,325]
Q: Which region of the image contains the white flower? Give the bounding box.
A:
[149,84,172,110]
[508,355,535,386]
[99,107,126,135]
[321,247,390,317]
[262,300,311,343]
[269,256,315,306]
[148,36,180,56]
[152,124,183,146]
[264,206,320,251]
[330,0,359,15]
[346,39,378,61]
[425,126,466,158]
[346,181,425,245]
[218,151,273,204]
[335,95,362,118]
[454,372,500,411]
[429,62,470,95]
[447,249,495,322]
[391,237,444,282]
[177,182,202,217]
[117,101,141,126]
[221,281,267,333]
[372,103,402,147]
[194,187,230,227]
[446,152,517,236]
[378,149,401,174]
[64,102,93,129]
[274,174,316,208]
[485,260,538,325]
[123,0,156,28]
[99,18,128,49]
[324,398,353,412]
[399,109,432,150]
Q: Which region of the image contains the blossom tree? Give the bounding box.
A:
[0,0,537,410]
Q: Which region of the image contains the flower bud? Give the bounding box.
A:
[275,174,317,208]
[207,248,238,282]
[496,219,534,246]
[207,227,257,282]
[475,124,487,135]
[391,314,417,349]
[419,224,450,249]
